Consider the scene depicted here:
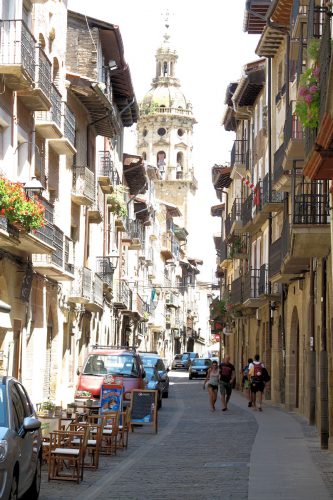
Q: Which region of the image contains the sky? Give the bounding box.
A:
[68,0,261,282]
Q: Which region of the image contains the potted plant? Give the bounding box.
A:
[0,177,46,231]
[38,400,56,417]
[295,39,320,129]
[106,186,128,218]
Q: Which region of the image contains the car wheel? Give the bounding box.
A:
[9,473,18,500]
[26,454,42,499]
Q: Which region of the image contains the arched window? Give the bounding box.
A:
[163,61,168,76]
[176,152,183,179]
[157,151,166,171]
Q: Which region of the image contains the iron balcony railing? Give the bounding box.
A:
[262,173,284,205]
[63,102,75,145]
[284,105,304,143]
[127,219,145,245]
[243,268,260,301]
[273,143,285,185]
[113,281,131,309]
[293,193,330,224]
[231,198,242,227]
[220,239,230,262]
[51,225,64,268]
[0,216,19,238]
[36,84,62,128]
[96,256,116,287]
[64,236,74,275]
[35,45,51,99]
[258,264,269,295]
[230,276,243,305]
[134,291,145,317]
[72,166,95,203]
[296,22,307,86]
[230,139,248,167]
[70,267,92,301]
[92,275,104,308]
[242,193,253,226]
[307,1,326,40]
[269,237,282,279]
[98,151,120,187]
[34,197,54,247]
[0,20,35,80]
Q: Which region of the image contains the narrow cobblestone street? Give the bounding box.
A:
[39,371,333,500]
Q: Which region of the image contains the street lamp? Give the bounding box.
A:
[23,176,44,198]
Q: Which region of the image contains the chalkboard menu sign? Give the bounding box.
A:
[130,389,158,433]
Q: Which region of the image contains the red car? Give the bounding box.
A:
[76,345,146,407]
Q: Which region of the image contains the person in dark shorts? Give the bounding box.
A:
[249,354,265,411]
[203,360,220,411]
[219,355,235,411]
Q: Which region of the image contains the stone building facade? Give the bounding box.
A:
[212,0,333,449]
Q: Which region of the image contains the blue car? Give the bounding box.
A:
[143,366,164,409]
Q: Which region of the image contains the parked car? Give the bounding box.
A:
[76,345,146,407]
[189,358,212,379]
[171,354,183,370]
[139,352,169,398]
[0,376,42,500]
[182,352,199,369]
[143,366,164,409]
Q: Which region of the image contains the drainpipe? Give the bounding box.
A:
[320,257,328,449]
[309,258,316,425]
[267,56,273,393]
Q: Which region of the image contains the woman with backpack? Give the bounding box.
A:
[249,354,270,411]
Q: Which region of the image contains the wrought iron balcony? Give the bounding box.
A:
[273,143,290,191]
[262,173,284,212]
[0,20,35,89]
[86,274,104,312]
[258,264,269,295]
[283,106,305,168]
[64,237,74,276]
[48,102,76,156]
[243,268,260,306]
[132,290,145,318]
[113,281,132,309]
[230,139,248,168]
[97,151,120,193]
[230,276,243,305]
[71,167,95,206]
[68,267,92,304]
[35,84,62,138]
[229,233,248,259]
[126,219,145,250]
[220,239,232,264]
[96,256,115,287]
[32,226,74,281]
[0,216,20,248]
[269,236,282,280]
[242,193,253,227]
[166,292,179,308]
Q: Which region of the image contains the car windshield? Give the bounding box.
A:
[192,359,211,367]
[83,354,139,377]
[141,356,158,367]
[0,385,8,427]
[181,354,189,361]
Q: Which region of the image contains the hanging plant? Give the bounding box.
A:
[0,177,46,231]
[295,39,321,129]
[210,298,227,320]
[107,186,128,218]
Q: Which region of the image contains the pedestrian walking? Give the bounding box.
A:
[219,355,235,411]
[203,360,220,411]
[249,354,267,411]
[242,357,253,407]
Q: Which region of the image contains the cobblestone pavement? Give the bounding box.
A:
[38,371,333,500]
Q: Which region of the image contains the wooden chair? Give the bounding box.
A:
[99,411,120,456]
[118,407,131,450]
[47,429,88,483]
[70,422,102,470]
